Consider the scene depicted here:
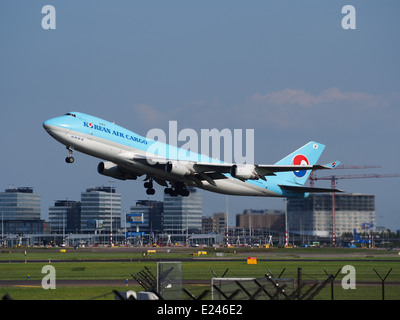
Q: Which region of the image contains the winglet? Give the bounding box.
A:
[323,161,340,169]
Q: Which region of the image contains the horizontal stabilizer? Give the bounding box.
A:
[279,184,344,193]
[323,161,341,169]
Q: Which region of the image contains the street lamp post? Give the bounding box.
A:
[109,180,115,247]
[285,198,289,247]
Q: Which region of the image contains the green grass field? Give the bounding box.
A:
[1,245,399,262]
[1,246,400,300]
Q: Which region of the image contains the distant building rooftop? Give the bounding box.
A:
[85,186,116,193]
[5,187,34,193]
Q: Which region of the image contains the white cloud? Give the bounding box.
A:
[129,88,392,133]
[131,103,166,125]
[250,87,378,107]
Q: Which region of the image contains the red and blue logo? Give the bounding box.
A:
[292,154,309,178]
[84,122,94,128]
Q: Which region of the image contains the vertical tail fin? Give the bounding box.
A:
[274,141,325,186]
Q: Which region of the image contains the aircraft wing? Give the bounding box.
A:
[279,185,344,193]
[118,151,339,180]
[191,161,340,176]
[254,161,339,177]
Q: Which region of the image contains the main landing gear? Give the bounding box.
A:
[164,183,190,197]
[65,146,75,163]
[143,179,190,197]
[144,179,155,195]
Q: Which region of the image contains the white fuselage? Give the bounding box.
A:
[44,118,280,197]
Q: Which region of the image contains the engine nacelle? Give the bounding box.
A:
[97,162,137,180]
[230,164,258,180]
[165,161,192,176]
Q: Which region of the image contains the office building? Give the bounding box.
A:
[0,187,41,220]
[0,187,44,234]
[129,200,163,233]
[213,212,228,234]
[287,193,376,237]
[49,200,81,233]
[202,212,227,234]
[236,209,284,234]
[163,187,202,234]
[202,216,214,234]
[80,186,121,232]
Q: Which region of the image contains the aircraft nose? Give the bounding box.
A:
[43,117,63,139]
[43,117,61,132]
[43,119,53,131]
[43,120,50,130]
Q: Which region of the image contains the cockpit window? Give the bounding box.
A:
[65,113,76,117]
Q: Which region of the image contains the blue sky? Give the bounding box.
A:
[1,1,399,229]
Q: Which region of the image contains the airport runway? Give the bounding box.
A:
[0,279,209,287]
[1,278,399,288]
[1,256,400,264]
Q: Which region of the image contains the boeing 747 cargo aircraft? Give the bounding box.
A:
[43,112,342,197]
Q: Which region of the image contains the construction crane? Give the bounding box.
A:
[309,167,400,247]
[309,164,381,188]
[311,173,400,189]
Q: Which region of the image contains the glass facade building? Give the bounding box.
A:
[49,200,81,233]
[163,187,202,234]
[288,193,376,237]
[0,187,41,220]
[0,187,44,234]
[130,200,163,233]
[80,186,121,232]
[236,209,284,234]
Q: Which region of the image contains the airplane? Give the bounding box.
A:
[43,112,343,198]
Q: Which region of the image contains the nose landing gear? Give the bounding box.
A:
[65,146,75,163]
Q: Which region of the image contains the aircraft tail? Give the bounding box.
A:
[274,141,325,186]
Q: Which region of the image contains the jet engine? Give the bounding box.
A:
[165,161,192,176]
[230,164,258,180]
[97,161,137,180]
